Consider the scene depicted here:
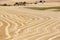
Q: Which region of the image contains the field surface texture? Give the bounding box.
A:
[0,6,60,40]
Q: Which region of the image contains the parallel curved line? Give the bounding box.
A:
[1,15,18,39]
[0,15,11,39]
[36,33,58,40]
[35,24,60,40]
[1,14,18,31]
[34,21,60,40]
[4,15,25,35]
[0,21,3,28]
[0,11,60,40]
[16,16,52,34]
[48,35,60,40]
[15,15,59,39]
[46,20,60,33]
[33,20,60,40]
[13,15,29,34]
[26,18,56,30]
[0,16,10,40]
[18,17,52,34]
[22,22,57,39]
[13,15,53,38]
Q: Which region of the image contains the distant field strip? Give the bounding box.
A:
[0,13,60,40]
[25,7,60,11]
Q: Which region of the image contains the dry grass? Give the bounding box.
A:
[0,6,60,40]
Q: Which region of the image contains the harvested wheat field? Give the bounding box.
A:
[0,6,60,40]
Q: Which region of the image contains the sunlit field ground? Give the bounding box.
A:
[0,1,60,40]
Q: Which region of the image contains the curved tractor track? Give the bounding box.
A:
[0,7,60,40]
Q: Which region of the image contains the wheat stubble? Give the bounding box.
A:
[0,7,60,40]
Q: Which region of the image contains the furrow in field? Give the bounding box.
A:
[0,15,19,40]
